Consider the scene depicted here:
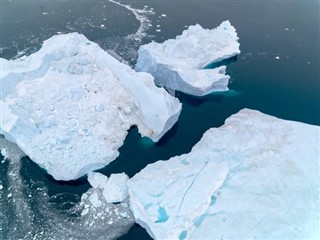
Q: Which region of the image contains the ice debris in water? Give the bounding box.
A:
[108,0,154,41]
[79,171,134,236]
[1,149,8,159]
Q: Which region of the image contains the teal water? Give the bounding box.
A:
[0,0,319,239]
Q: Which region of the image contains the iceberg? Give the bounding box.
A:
[128,109,320,239]
[0,33,182,180]
[135,20,240,96]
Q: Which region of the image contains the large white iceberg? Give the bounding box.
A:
[0,33,182,180]
[128,109,320,239]
[135,20,240,96]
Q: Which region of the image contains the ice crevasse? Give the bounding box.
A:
[0,33,182,181]
[128,109,320,240]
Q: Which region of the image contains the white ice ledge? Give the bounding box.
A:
[135,20,240,96]
[0,33,182,180]
[128,109,320,240]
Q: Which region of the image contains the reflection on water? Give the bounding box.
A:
[204,55,238,69]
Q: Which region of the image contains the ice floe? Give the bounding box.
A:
[135,20,240,96]
[0,33,181,180]
[128,109,320,239]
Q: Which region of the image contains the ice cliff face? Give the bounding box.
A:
[135,20,240,96]
[128,109,320,240]
[0,33,182,180]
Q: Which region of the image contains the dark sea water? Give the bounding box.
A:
[0,0,319,239]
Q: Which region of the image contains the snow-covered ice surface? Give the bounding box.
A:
[135,21,240,96]
[0,32,181,180]
[87,172,129,203]
[128,109,320,240]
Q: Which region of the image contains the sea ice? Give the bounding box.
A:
[128,109,320,239]
[0,33,181,180]
[102,173,129,203]
[80,179,134,239]
[135,20,240,96]
[0,135,132,239]
[80,172,133,233]
[1,149,7,159]
[87,172,109,189]
[108,0,154,41]
[86,172,129,203]
[87,172,129,203]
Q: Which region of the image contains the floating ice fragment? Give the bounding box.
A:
[88,191,102,208]
[1,149,7,158]
[87,172,109,189]
[102,173,129,203]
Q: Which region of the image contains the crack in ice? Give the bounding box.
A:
[177,162,208,214]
